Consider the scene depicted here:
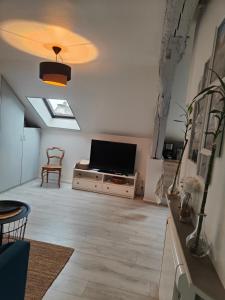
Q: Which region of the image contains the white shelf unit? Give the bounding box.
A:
[72,168,138,199]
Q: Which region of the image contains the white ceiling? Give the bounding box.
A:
[0,0,166,137]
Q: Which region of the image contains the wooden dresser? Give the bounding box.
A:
[159,195,225,300]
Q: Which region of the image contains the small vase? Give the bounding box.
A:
[180,205,192,223]
[179,192,191,223]
[168,178,179,196]
[186,213,210,258]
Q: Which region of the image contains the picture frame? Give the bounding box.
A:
[201,59,210,90]
[197,77,203,93]
[188,96,208,163]
[203,88,225,156]
[189,19,225,179]
[197,151,210,181]
[210,18,225,83]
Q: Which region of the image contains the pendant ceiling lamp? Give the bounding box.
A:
[39,46,71,87]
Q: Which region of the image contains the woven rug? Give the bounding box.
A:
[25,240,74,300]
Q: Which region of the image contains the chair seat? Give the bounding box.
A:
[42,165,62,170]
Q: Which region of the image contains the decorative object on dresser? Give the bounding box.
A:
[154,142,182,204]
[168,100,196,195]
[160,159,179,203]
[186,70,225,257]
[41,147,65,188]
[75,159,89,170]
[179,177,201,223]
[72,168,138,199]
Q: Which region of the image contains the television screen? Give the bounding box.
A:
[89,140,137,175]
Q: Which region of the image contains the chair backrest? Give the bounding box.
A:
[46,147,65,165]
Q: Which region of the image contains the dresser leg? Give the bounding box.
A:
[58,170,61,188]
[41,169,44,187]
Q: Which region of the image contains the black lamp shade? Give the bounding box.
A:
[39,61,71,87]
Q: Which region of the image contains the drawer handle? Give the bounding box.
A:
[126,190,128,193]
[77,182,79,184]
[107,187,109,190]
[94,185,97,188]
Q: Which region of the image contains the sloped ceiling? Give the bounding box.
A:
[0,0,166,137]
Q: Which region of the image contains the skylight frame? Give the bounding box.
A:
[43,98,75,119]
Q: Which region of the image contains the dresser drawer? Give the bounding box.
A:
[89,181,102,192]
[103,184,134,198]
[73,178,102,192]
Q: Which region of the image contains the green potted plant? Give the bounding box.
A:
[186,70,225,257]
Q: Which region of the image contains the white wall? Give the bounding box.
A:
[181,0,225,287]
[40,128,152,194]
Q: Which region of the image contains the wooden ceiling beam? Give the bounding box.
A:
[151,0,202,159]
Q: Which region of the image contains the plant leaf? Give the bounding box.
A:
[204,89,224,97]
[193,85,217,100]
[187,105,193,114]
[210,69,225,93]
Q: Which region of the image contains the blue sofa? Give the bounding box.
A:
[0,240,30,300]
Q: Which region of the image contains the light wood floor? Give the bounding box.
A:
[0,180,168,300]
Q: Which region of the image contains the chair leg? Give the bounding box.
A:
[47,171,49,183]
[41,169,44,187]
[58,170,61,188]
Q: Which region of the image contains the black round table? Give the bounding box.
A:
[0,200,31,245]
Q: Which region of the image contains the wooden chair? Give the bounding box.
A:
[41,147,65,188]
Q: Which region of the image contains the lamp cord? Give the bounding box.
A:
[0,26,91,63]
[59,54,63,63]
[0,27,90,49]
[0,27,43,45]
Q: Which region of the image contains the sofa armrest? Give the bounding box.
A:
[0,240,30,300]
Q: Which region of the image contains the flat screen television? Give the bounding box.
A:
[89,139,137,175]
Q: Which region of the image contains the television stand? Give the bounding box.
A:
[98,170,129,176]
[72,167,138,199]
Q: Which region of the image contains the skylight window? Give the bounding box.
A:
[44,98,75,119]
[27,97,80,130]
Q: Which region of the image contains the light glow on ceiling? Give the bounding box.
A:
[0,20,98,64]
